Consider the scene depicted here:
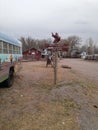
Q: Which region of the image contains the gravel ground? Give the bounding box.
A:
[60,58,98,84]
[0,59,98,130]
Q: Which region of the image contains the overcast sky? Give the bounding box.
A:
[0,0,98,43]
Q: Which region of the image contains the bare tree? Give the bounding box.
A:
[20,37,52,52]
[86,38,95,54]
[20,37,28,52]
[67,35,81,57]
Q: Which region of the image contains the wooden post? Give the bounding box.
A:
[51,32,61,85]
[54,48,57,84]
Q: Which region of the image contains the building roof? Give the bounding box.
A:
[0,32,21,46]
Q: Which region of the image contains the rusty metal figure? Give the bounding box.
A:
[52,32,61,43]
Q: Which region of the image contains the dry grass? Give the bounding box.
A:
[1,60,98,130]
[0,99,81,130]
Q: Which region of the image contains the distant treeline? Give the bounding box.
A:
[20,35,98,57]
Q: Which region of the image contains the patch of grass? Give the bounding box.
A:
[1,101,81,130]
[36,79,79,90]
[61,98,81,115]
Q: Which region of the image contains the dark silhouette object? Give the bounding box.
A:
[93,105,98,108]
[46,55,53,67]
[52,32,61,43]
[61,65,71,69]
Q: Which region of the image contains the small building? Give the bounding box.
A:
[23,50,30,56]
[23,48,41,60]
[35,50,41,60]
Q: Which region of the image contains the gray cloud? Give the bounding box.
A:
[0,0,98,42]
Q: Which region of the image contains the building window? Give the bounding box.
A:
[3,42,8,54]
[9,44,13,54]
[0,41,2,53]
[18,47,20,54]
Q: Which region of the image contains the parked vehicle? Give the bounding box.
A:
[0,32,22,87]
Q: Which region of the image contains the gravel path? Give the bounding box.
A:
[60,58,98,84]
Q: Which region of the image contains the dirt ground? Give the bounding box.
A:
[0,59,98,130]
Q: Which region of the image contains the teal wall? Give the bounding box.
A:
[0,54,22,63]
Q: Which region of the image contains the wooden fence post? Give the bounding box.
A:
[54,48,58,84]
